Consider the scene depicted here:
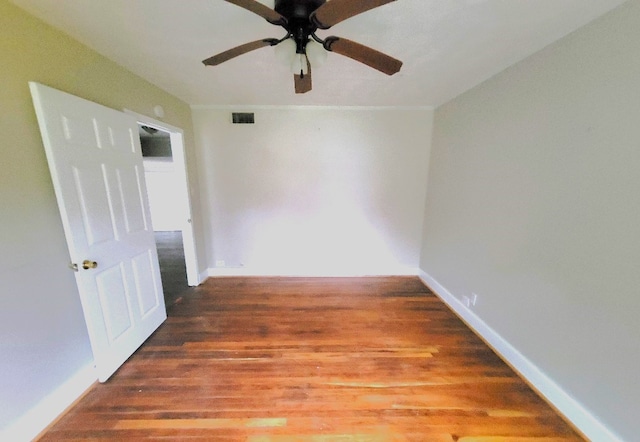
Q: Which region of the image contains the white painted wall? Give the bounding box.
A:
[192,107,433,276]
[420,1,639,440]
[144,158,185,231]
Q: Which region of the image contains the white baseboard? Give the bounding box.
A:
[198,269,210,284]
[418,270,621,442]
[1,363,96,442]
[205,266,420,278]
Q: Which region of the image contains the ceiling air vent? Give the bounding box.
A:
[232,112,255,124]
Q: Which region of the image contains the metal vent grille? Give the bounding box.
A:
[232,112,255,124]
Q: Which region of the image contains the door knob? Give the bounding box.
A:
[82,260,98,270]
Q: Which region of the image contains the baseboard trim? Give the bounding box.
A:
[418,270,621,442]
[1,363,96,442]
[205,266,420,278]
[198,269,210,284]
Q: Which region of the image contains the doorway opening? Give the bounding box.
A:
[126,110,200,307]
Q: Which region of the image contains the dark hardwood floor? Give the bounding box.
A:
[154,231,193,307]
[39,277,584,441]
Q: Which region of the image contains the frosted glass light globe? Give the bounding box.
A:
[274,38,296,65]
[305,40,327,68]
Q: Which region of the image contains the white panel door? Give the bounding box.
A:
[30,82,166,382]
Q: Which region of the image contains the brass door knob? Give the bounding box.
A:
[82,260,98,270]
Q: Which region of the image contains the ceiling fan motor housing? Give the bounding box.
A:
[275,0,326,53]
[274,0,325,20]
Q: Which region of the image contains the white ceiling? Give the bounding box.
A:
[11,0,627,107]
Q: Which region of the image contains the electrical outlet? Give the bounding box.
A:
[215,260,225,267]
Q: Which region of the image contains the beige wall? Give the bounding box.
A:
[420,1,639,439]
[0,0,203,431]
[192,107,433,276]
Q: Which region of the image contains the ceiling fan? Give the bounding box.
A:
[203,0,403,94]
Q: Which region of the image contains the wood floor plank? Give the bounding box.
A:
[38,277,584,441]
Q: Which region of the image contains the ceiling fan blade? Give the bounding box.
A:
[203,38,279,66]
[311,0,396,29]
[324,37,402,75]
[224,0,286,25]
[294,59,312,94]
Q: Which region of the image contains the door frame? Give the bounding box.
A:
[125,110,200,286]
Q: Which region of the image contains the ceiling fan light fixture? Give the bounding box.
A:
[274,37,297,65]
[305,40,327,67]
[141,125,158,135]
[291,52,309,75]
